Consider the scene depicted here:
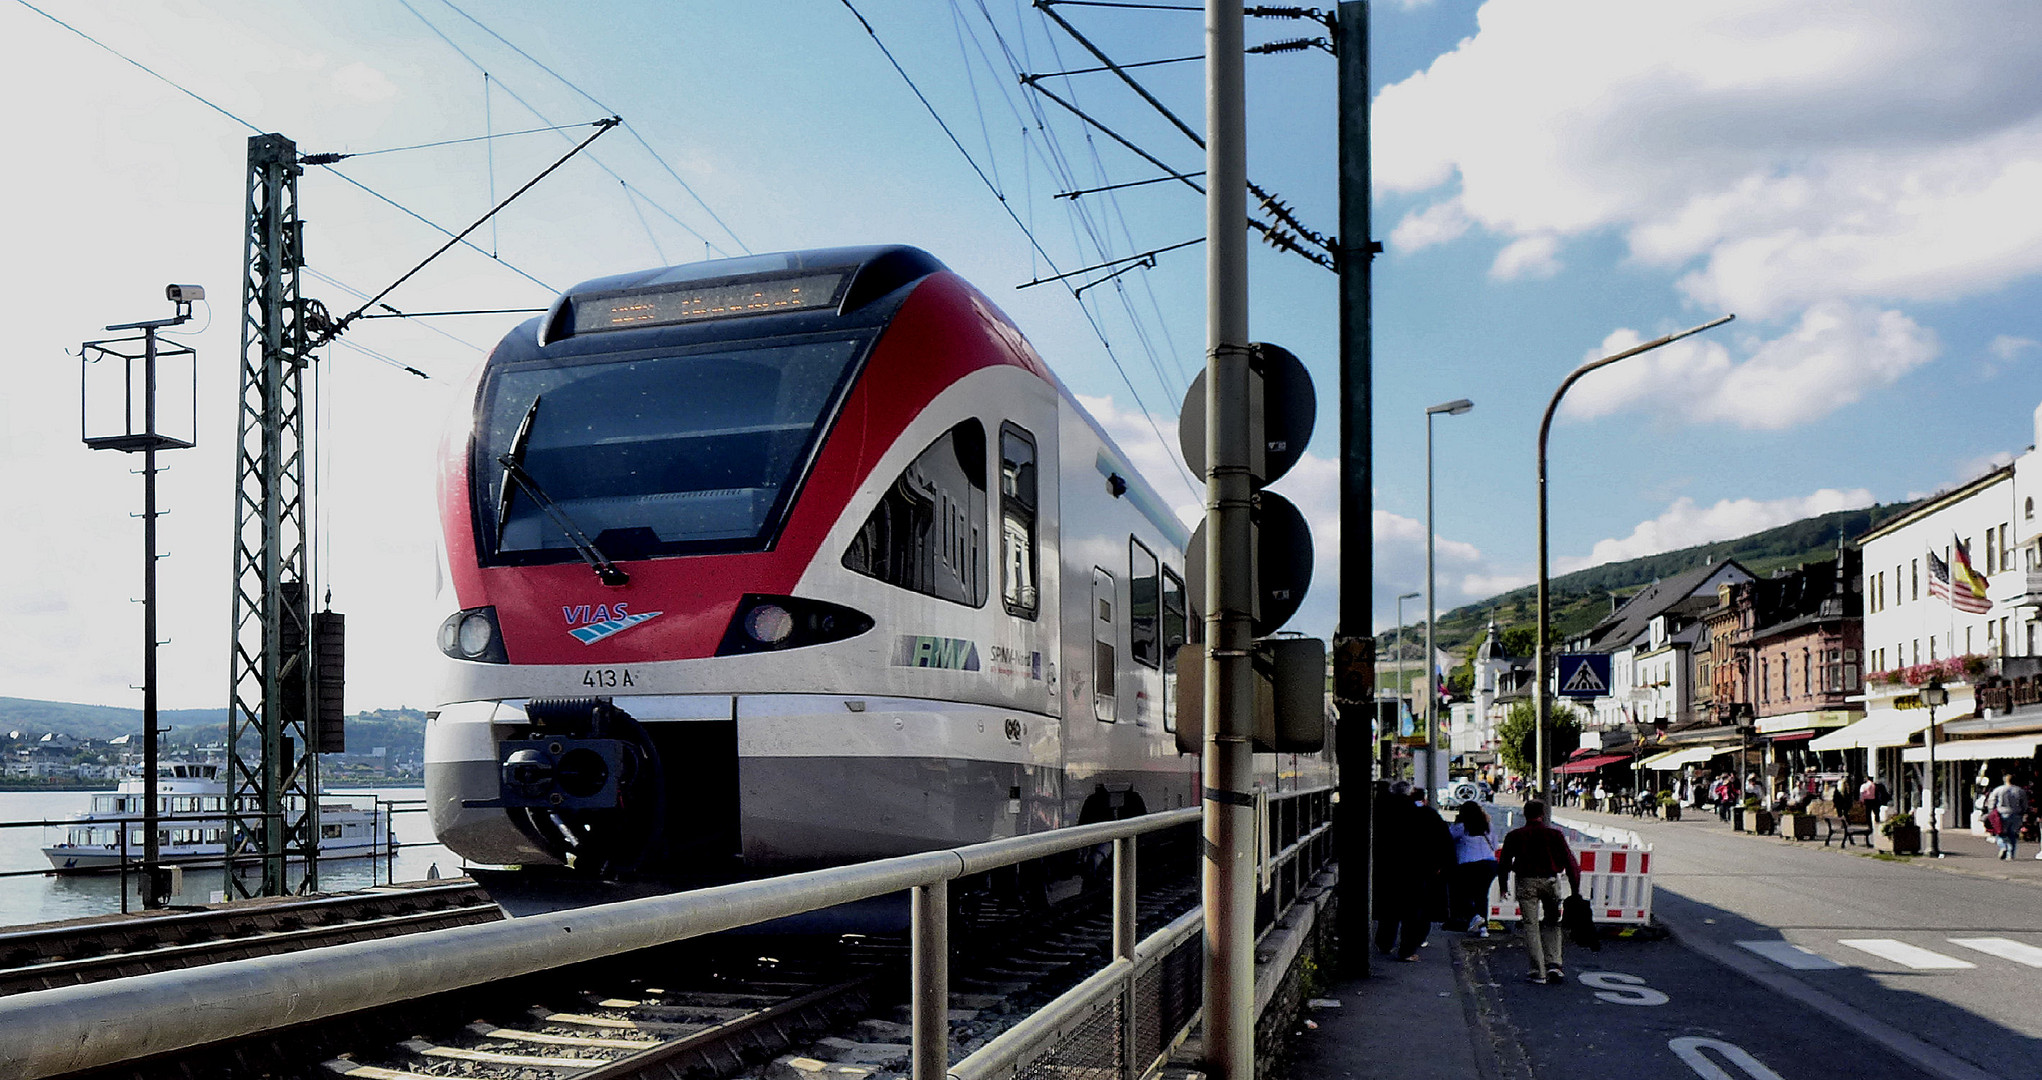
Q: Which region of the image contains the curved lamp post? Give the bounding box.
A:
[1535,315,1733,800]
[1426,399,1473,795]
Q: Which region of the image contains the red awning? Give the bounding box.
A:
[1552,752,1633,774]
[1767,731,1815,743]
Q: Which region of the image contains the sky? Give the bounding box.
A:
[2,0,2039,712]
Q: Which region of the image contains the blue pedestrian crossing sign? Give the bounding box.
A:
[1556,653,1612,698]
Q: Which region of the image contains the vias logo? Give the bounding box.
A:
[563,602,663,645]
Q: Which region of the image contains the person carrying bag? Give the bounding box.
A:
[1500,800,1582,985]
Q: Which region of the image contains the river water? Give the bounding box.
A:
[0,787,463,929]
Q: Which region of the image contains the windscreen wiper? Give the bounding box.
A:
[495,396,630,587]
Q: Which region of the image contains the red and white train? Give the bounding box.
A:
[422,245,1332,903]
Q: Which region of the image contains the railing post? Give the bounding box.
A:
[912,880,948,1080]
[1115,836,1137,1078]
[119,820,130,915]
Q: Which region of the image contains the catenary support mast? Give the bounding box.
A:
[225,133,322,897]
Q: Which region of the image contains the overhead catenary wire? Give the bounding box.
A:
[12,0,262,134]
[315,117,620,346]
[396,0,740,259]
[428,0,751,254]
[307,122,592,161]
[11,0,562,326]
[843,0,1197,490]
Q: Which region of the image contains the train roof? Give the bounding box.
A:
[537,246,946,345]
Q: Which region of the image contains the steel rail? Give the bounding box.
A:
[1,903,503,990]
[0,808,1199,1079]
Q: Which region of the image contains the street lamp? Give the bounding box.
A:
[1395,591,1420,768]
[1536,315,1732,801]
[1919,683,1948,857]
[1425,399,1473,797]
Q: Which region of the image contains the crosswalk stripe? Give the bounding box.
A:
[1837,939,1975,970]
[1736,940,1843,970]
[1946,937,2042,968]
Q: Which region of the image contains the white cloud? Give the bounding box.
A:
[1490,234,1560,280]
[1390,198,1472,253]
[1985,334,2037,377]
[1558,302,1936,430]
[1989,335,2037,362]
[1373,1,2042,317]
[1559,488,1875,573]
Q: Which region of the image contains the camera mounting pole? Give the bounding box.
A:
[81,288,201,909]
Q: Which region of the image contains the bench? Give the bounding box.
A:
[1820,806,1873,849]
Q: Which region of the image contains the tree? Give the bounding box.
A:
[1495,698,1581,778]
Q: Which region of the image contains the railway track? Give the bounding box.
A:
[307,876,1198,1080]
[0,880,501,997]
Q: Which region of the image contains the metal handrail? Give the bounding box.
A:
[0,807,1201,1080]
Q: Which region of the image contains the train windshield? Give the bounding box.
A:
[475,334,868,562]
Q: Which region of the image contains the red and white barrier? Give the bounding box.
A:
[1485,816,1654,925]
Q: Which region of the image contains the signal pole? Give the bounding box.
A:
[1201,2,1255,1078]
[1332,0,1377,979]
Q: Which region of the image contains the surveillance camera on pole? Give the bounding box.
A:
[80,286,202,909]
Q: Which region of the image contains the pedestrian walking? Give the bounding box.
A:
[1859,775,1888,820]
[1985,773,2030,860]
[1447,801,1501,936]
[1500,799,1581,985]
[1373,780,1453,961]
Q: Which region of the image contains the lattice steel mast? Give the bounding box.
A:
[225,133,323,897]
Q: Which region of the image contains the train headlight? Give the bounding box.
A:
[438,606,509,663]
[716,594,874,655]
[743,603,795,644]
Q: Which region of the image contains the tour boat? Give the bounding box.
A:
[41,760,391,872]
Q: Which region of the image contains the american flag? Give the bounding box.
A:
[1926,545,1991,614]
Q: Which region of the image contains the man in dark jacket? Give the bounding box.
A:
[1500,800,1581,984]
[1373,781,1453,961]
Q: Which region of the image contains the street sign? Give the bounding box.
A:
[1557,653,1612,698]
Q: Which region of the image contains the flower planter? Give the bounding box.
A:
[1661,802,1682,822]
[1752,809,1776,836]
[1780,812,1817,841]
[1879,825,1922,855]
[1732,808,1748,832]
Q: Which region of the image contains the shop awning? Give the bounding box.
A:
[1767,731,1816,744]
[1552,752,1633,774]
[1900,735,2042,763]
[1754,709,1857,735]
[1641,746,1717,770]
[1808,708,1936,751]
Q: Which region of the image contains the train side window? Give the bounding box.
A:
[1129,539,1160,668]
[1162,567,1188,662]
[1161,566,1187,732]
[842,420,988,606]
[1093,567,1116,722]
[999,424,1039,619]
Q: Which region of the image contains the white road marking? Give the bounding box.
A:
[1837,939,1975,970]
[1736,940,1843,970]
[1669,1037,1788,1080]
[1946,937,2042,968]
[1580,970,1670,1005]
